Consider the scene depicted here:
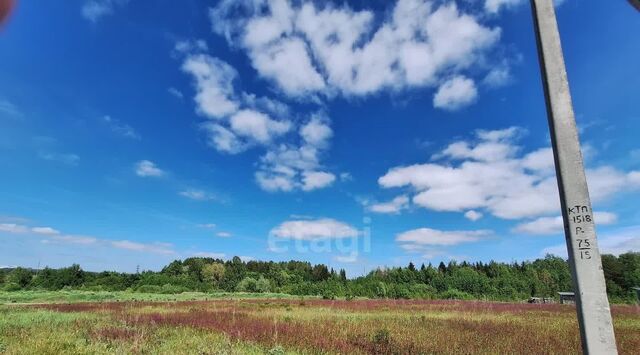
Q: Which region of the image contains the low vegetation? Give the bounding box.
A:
[2,252,639,303]
[0,298,638,354]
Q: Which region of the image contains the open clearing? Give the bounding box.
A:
[1,296,639,354]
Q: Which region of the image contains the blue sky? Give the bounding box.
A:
[1,0,639,276]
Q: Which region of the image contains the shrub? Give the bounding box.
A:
[136,285,163,293]
[3,282,21,291]
[439,289,474,300]
[236,277,258,293]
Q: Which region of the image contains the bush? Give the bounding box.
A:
[161,284,188,294]
[136,285,163,293]
[236,277,258,293]
[321,289,336,300]
[439,289,474,300]
[3,282,21,291]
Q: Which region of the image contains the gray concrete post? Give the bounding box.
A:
[530,0,618,353]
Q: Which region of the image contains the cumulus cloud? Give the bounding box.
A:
[135,160,164,177]
[368,195,410,214]
[216,232,232,238]
[81,0,128,22]
[182,54,239,119]
[180,52,294,155]
[464,210,483,221]
[210,0,500,102]
[484,0,566,15]
[433,76,478,110]
[513,212,618,235]
[178,47,338,191]
[255,114,335,192]
[270,218,359,240]
[229,109,291,144]
[378,127,640,220]
[397,228,491,251]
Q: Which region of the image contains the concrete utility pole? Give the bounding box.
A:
[530,0,618,354]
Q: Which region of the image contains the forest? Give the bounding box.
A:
[1,253,639,303]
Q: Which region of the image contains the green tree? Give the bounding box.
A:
[202,263,226,288]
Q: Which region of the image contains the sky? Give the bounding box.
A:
[0,0,639,276]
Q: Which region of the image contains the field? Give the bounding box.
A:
[0,292,639,354]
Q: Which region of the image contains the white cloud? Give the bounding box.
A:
[433,76,478,110]
[0,223,29,234]
[31,227,61,235]
[485,0,566,14]
[334,253,359,263]
[51,235,98,245]
[81,0,128,22]
[179,189,217,201]
[301,171,336,191]
[270,218,359,240]
[216,232,232,238]
[111,240,175,255]
[368,195,410,214]
[211,0,500,102]
[378,127,640,220]
[0,221,188,256]
[135,160,164,177]
[168,87,184,99]
[197,223,216,229]
[229,109,291,144]
[483,66,512,88]
[397,228,491,247]
[38,152,80,166]
[484,0,524,14]
[255,115,335,192]
[464,210,483,221]
[182,54,239,119]
[514,212,618,235]
[102,115,140,140]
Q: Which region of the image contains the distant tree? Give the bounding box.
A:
[312,264,330,282]
[8,267,32,288]
[408,262,416,272]
[255,276,271,293]
[438,262,447,274]
[202,263,226,288]
[236,277,258,292]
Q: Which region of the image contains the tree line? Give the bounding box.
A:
[1,253,638,303]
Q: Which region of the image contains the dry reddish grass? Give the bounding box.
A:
[32,299,640,354]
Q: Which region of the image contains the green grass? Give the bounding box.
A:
[0,294,638,354]
[0,306,276,354]
[0,290,308,304]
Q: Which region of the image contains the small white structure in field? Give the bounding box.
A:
[558,292,576,305]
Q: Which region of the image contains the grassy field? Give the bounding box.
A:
[0,293,639,354]
[0,290,304,304]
